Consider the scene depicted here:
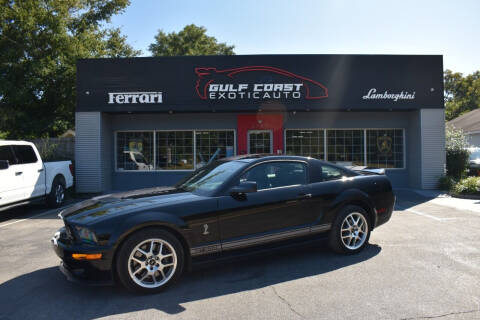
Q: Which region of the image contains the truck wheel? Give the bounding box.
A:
[47,176,66,208]
[116,228,184,294]
[328,205,371,255]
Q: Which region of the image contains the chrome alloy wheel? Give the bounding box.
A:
[55,184,64,204]
[128,238,177,288]
[340,213,368,250]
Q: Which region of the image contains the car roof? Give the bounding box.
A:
[221,154,317,164]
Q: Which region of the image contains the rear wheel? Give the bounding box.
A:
[328,205,370,254]
[47,176,65,208]
[116,228,184,293]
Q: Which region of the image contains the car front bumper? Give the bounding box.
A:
[51,227,115,285]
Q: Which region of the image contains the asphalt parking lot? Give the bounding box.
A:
[0,190,479,320]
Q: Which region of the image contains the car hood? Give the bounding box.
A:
[60,187,197,224]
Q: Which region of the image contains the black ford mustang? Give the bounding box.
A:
[51,155,395,293]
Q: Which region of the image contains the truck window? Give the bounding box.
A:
[0,146,17,165]
[12,145,38,164]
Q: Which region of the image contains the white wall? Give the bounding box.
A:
[420,109,446,189]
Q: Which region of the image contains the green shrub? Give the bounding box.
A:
[452,177,480,194]
[438,175,455,191]
[445,125,470,179]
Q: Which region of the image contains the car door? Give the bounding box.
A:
[12,145,45,199]
[0,145,24,205]
[218,161,315,250]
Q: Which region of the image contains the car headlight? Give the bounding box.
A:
[75,226,98,244]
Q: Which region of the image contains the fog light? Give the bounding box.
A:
[72,253,102,260]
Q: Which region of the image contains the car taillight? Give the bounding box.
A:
[69,163,74,176]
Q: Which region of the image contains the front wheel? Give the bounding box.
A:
[328,205,371,254]
[116,228,184,293]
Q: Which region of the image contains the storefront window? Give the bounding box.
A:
[285,129,325,159]
[327,130,364,166]
[367,129,404,168]
[116,132,154,171]
[195,130,235,167]
[156,131,194,170]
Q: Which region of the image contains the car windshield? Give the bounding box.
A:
[176,160,246,194]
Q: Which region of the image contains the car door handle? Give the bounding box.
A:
[15,171,22,176]
[38,168,44,172]
[297,193,312,199]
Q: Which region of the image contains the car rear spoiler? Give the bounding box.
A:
[347,166,386,175]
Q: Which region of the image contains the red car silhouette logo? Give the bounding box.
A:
[195,66,328,100]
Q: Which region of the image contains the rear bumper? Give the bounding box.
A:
[375,193,395,228]
[51,227,114,285]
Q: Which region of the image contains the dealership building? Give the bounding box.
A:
[75,54,445,192]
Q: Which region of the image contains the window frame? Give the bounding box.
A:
[284,128,326,160]
[284,128,406,170]
[247,129,273,154]
[365,128,406,170]
[195,129,237,167]
[239,160,309,191]
[114,129,236,172]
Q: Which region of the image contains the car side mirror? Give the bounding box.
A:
[229,181,257,196]
[0,160,9,170]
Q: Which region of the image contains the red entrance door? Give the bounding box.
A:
[237,114,284,155]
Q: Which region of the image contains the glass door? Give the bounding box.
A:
[248,130,272,154]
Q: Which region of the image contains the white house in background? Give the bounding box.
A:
[447,109,480,148]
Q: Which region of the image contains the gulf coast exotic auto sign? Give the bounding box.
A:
[194,66,328,101]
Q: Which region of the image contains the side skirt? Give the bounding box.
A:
[190,223,331,257]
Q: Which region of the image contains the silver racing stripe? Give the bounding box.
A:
[190,224,332,256]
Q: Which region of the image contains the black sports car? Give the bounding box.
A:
[51,155,395,293]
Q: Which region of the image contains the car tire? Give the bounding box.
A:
[116,228,184,294]
[47,176,66,208]
[328,205,371,255]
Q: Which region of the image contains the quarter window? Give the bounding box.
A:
[367,129,404,168]
[156,131,194,170]
[285,129,325,159]
[327,130,364,166]
[241,162,307,190]
[116,132,154,171]
[321,164,354,181]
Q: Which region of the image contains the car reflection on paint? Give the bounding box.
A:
[51,154,395,293]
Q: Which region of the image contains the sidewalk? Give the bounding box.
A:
[395,188,480,213]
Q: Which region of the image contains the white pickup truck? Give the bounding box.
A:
[0,140,74,210]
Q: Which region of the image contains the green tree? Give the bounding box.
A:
[0,0,140,139]
[444,69,480,121]
[149,24,235,56]
[445,125,470,179]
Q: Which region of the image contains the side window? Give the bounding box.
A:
[12,145,38,164]
[0,146,17,165]
[321,164,351,181]
[240,162,307,190]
